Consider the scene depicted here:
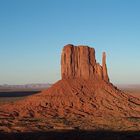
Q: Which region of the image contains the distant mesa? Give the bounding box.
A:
[61,44,109,82]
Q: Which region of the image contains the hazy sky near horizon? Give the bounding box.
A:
[0,0,140,85]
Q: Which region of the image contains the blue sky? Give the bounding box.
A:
[0,0,140,84]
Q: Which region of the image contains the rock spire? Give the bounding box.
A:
[102,52,109,82]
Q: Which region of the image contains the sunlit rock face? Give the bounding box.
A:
[61,44,109,82]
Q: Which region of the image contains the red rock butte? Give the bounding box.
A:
[0,44,140,132]
[61,44,109,82]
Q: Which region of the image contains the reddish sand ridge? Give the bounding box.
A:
[0,44,140,132]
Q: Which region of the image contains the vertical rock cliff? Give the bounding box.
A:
[61,44,109,82]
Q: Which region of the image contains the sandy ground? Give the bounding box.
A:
[0,85,140,140]
[120,88,140,98]
[0,86,140,104]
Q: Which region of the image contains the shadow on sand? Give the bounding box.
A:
[0,130,140,140]
[0,91,40,97]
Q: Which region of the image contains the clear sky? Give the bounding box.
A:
[0,0,140,85]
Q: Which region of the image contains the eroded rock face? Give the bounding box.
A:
[61,44,109,82]
[102,52,109,82]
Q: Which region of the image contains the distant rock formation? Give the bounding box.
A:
[61,44,109,82]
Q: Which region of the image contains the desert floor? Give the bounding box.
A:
[119,86,140,98]
[0,86,140,140]
[0,85,140,104]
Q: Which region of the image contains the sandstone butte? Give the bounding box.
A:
[61,44,109,82]
[0,44,140,132]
